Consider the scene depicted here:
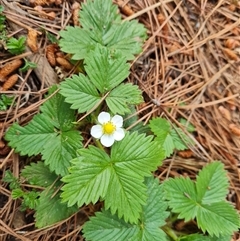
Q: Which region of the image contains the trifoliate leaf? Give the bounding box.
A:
[35,187,78,228]
[21,161,58,187]
[164,161,239,237]
[85,45,129,93]
[106,83,143,115]
[5,87,83,176]
[83,177,169,241]
[60,74,101,113]
[149,117,193,157]
[59,0,146,60]
[61,132,164,224]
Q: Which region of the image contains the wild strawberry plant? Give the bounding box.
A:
[4,0,239,240]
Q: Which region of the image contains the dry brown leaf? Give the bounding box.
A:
[117,0,135,16]
[2,74,18,91]
[218,105,231,121]
[229,123,240,136]
[27,29,38,53]
[56,57,73,71]
[0,59,22,82]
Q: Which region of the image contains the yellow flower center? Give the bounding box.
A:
[102,121,116,135]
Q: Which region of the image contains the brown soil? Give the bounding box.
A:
[0,0,239,240]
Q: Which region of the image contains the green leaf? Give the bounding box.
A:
[104,20,147,60]
[83,177,169,241]
[60,74,101,113]
[35,187,78,228]
[21,161,58,187]
[149,118,193,157]
[84,45,129,93]
[164,161,239,237]
[62,132,164,224]
[110,132,164,177]
[178,233,231,241]
[40,87,76,131]
[0,94,14,110]
[106,83,143,115]
[22,190,40,210]
[196,162,229,203]
[80,0,121,38]
[42,130,82,176]
[179,118,195,133]
[7,36,26,55]
[5,87,83,176]
[83,210,139,241]
[59,0,146,60]
[105,167,147,223]
[59,27,96,60]
[5,114,55,156]
[20,59,37,72]
[61,146,111,207]
[12,188,24,199]
[196,202,239,237]
[3,170,20,189]
[163,176,198,221]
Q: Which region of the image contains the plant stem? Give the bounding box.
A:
[162,226,178,241]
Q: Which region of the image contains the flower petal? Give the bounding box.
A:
[91,125,103,138]
[101,134,115,147]
[111,115,123,128]
[98,112,110,124]
[113,128,125,141]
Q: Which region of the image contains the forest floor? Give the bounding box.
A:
[0,0,240,240]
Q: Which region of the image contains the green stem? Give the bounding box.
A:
[94,139,105,151]
[162,226,178,241]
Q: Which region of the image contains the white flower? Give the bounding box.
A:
[91,112,125,147]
